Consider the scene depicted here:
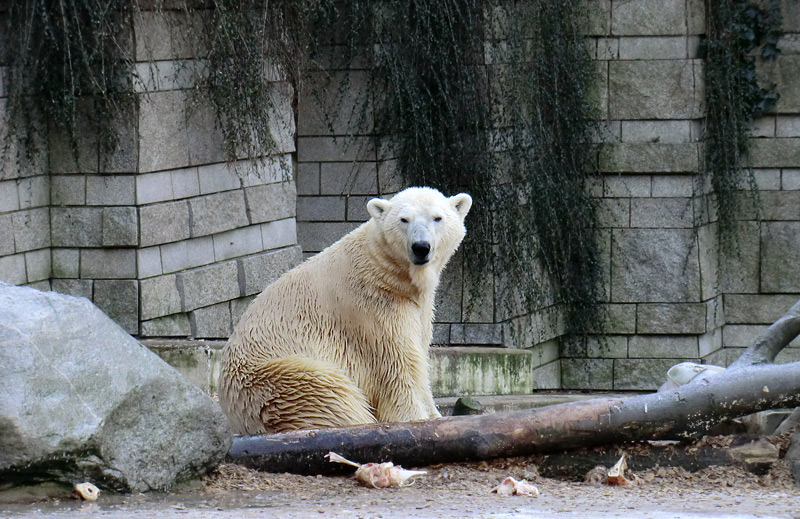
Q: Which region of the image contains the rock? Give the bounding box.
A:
[728,437,780,475]
[0,283,232,492]
[787,433,800,488]
[452,396,486,416]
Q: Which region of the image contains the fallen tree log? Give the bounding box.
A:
[228,299,800,475]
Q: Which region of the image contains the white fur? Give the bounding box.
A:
[218,187,472,434]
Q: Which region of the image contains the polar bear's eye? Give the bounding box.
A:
[400,217,409,223]
[433,216,443,222]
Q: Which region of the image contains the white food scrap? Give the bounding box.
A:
[325,451,427,488]
[491,476,539,496]
[74,482,100,501]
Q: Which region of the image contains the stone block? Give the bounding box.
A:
[773,55,800,112]
[190,303,232,339]
[136,171,174,205]
[80,249,136,279]
[12,208,50,252]
[613,359,685,391]
[212,226,263,262]
[297,71,373,136]
[596,198,630,227]
[600,142,700,173]
[246,181,296,224]
[93,279,139,334]
[721,324,798,348]
[776,115,800,137]
[636,303,706,334]
[628,335,699,359]
[751,116,776,137]
[102,207,138,246]
[140,314,191,338]
[434,254,463,324]
[179,261,240,312]
[618,36,689,59]
[377,159,404,194]
[783,169,800,190]
[0,214,14,256]
[239,246,303,296]
[140,274,182,320]
[758,191,800,220]
[296,163,320,195]
[296,195,346,222]
[189,190,248,237]
[528,339,560,368]
[561,358,613,390]
[50,176,86,206]
[261,218,299,251]
[99,99,138,174]
[630,197,692,228]
[699,329,723,358]
[621,120,692,143]
[724,294,800,324]
[450,323,503,346]
[748,138,800,168]
[651,175,693,197]
[595,37,619,60]
[761,222,800,292]
[751,169,781,191]
[138,90,189,172]
[611,0,686,35]
[719,221,760,293]
[48,99,98,175]
[429,347,533,397]
[24,249,51,283]
[230,296,256,327]
[0,254,25,285]
[171,167,201,199]
[51,249,80,278]
[139,200,190,247]
[296,136,375,162]
[598,303,637,334]
[609,60,703,119]
[586,335,628,358]
[346,196,372,222]
[198,163,241,195]
[137,247,162,279]
[133,10,200,61]
[17,176,49,209]
[431,323,450,345]
[86,175,135,206]
[531,361,561,390]
[296,221,357,253]
[611,228,700,302]
[186,91,226,166]
[160,236,215,274]
[603,175,651,197]
[320,162,378,195]
[51,278,93,300]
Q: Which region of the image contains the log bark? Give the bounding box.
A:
[228,299,800,475]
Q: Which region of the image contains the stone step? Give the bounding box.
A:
[144,341,544,399]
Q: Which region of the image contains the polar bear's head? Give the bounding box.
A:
[366,187,472,270]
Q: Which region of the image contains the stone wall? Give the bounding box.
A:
[294,0,800,390]
[0,7,302,337]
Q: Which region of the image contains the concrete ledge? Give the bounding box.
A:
[145,341,542,399]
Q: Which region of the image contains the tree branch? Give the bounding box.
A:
[729,298,800,369]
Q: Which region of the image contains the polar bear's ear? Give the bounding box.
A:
[367,198,392,220]
[450,193,472,219]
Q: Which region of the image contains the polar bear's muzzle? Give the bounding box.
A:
[410,241,432,265]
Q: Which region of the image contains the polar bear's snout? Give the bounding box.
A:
[411,240,431,265]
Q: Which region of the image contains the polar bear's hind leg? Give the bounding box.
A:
[252,356,376,433]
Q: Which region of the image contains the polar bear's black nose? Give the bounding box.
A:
[411,241,431,263]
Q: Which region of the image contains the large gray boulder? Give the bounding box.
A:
[0,283,232,492]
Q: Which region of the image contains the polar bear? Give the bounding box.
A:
[218,187,472,434]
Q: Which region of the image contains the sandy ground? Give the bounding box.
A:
[2,447,799,519]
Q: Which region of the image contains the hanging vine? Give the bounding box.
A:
[702,0,781,252]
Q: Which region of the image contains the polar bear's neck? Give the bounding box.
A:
[355,223,441,303]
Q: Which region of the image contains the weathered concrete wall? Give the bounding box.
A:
[0,7,302,338]
[294,0,800,390]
